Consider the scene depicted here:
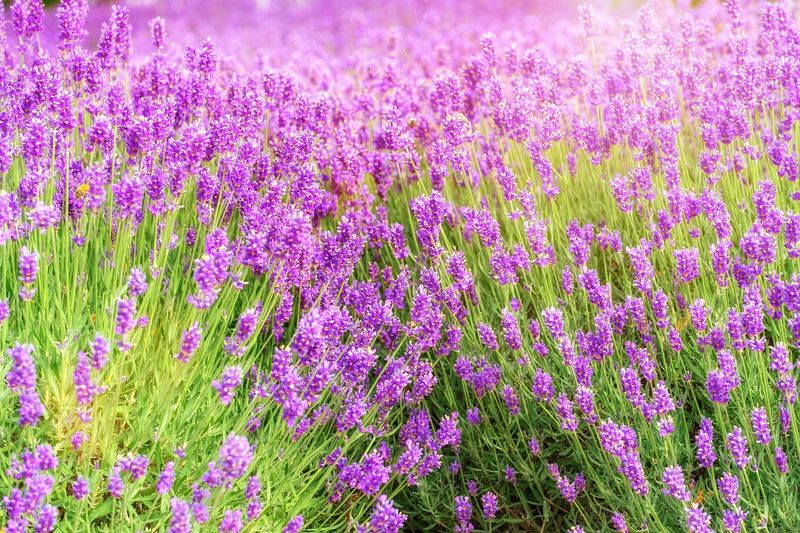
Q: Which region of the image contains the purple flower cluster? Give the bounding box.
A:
[1,0,800,531]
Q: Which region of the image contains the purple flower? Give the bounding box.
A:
[71,431,87,450]
[504,465,516,484]
[611,512,628,532]
[177,322,202,363]
[528,437,541,456]
[18,246,39,285]
[718,472,739,506]
[685,505,713,533]
[218,434,253,486]
[751,407,772,445]
[282,515,304,533]
[454,495,472,525]
[149,16,166,49]
[476,322,499,351]
[157,462,176,495]
[695,417,717,468]
[674,247,700,284]
[770,343,792,375]
[618,450,649,496]
[115,298,137,336]
[7,343,44,426]
[0,299,10,325]
[127,268,148,297]
[168,499,192,533]
[108,467,124,498]
[90,335,110,370]
[726,427,750,470]
[212,366,243,406]
[556,393,579,432]
[502,385,520,415]
[7,343,37,392]
[481,492,498,520]
[532,368,555,402]
[219,509,243,533]
[775,446,789,474]
[369,495,406,533]
[72,476,90,500]
[661,465,691,502]
[722,509,747,533]
[34,504,58,533]
[11,0,44,43]
[245,475,261,500]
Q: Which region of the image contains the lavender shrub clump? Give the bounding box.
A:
[1,0,800,530]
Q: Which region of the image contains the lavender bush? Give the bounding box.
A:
[1,0,800,531]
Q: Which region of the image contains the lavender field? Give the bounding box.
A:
[1,0,800,531]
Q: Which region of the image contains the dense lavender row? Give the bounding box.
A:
[1,0,800,531]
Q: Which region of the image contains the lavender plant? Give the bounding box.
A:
[1,0,800,531]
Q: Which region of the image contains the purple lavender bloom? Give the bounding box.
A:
[18,246,39,285]
[115,298,137,336]
[661,465,691,502]
[369,495,406,533]
[504,465,516,484]
[528,437,541,456]
[481,492,498,520]
[476,323,499,351]
[72,476,90,500]
[502,385,520,415]
[246,499,263,522]
[245,475,261,500]
[618,450,649,496]
[71,431,87,450]
[0,299,9,325]
[212,366,243,406]
[556,393,579,432]
[11,0,44,43]
[718,472,739,506]
[722,509,747,533]
[775,446,789,474]
[168,499,192,533]
[57,0,89,50]
[149,16,167,50]
[74,352,101,408]
[501,309,523,350]
[90,335,110,370]
[282,515,304,533]
[7,343,44,426]
[674,247,700,284]
[454,495,472,525]
[35,504,58,533]
[127,268,148,297]
[157,462,176,495]
[218,434,253,486]
[770,343,792,375]
[219,509,243,533]
[619,367,643,408]
[695,417,717,468]
[751,407,772,445]
[541,307,566,340]
[726,427,750,470]
[120,455,149,480]
[177,322,202,363]
[108,467,124,499]
[685,505,714,533]
[532,368,555,402]
[611,513,629,532]
[780,404,792,434]
[7,343,37,392]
